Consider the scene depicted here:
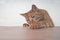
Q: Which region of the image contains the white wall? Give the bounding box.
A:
[0,0,60,26]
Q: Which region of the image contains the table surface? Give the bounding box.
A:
[0,27,60,40]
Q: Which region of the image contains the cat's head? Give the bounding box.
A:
[20,4,38,23]
[20,4,44,23]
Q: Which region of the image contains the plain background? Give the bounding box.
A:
[0,0,60,26]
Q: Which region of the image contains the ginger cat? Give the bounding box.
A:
[20,4,54,29]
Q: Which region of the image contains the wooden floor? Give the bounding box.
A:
[0,27,60,40]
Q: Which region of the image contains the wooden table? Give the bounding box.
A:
[0,27,60,40]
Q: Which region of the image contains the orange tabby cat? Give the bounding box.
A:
[20,4,54,29]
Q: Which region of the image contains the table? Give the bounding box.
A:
[0,27,60,40]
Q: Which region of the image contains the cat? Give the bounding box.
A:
[20,4,54,29]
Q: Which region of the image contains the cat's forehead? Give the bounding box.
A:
[27,10,41,16]
[21,4,41,16]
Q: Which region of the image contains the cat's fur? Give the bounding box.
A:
[20,4,54,29]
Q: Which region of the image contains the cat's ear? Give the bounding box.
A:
[20,14,26,16]
[31,4,38,11]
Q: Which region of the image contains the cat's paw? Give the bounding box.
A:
[30,25,39,29]
[23,23,29,27]
[30,25,45,29]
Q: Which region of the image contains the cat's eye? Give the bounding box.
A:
[31,16,35,18]
[36,15,44,22]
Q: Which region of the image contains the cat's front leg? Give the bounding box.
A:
[29,23,38,29]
